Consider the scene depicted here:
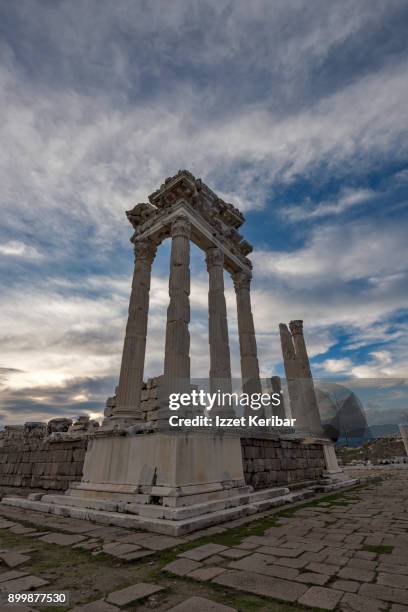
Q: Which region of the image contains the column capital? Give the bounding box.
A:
[289,319,304,336]
[205,246,224,270]
[171,215,191,238]
[134,239,157,264]
[232,270,252,292]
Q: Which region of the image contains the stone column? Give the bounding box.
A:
[289,320,323,437]
[232,271,263,416]
[206,247,234,416]
[112,239,157,422]
[279,323,309,433]
[163,216,191,394]
[270,376,286,420]
[400,424,408,457]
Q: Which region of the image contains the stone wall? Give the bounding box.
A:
[0,419,97,492]
[241,437,325,489]
[0,437,88,491]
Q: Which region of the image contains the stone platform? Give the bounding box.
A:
[2,474,358,536]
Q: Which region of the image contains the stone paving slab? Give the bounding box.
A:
[218,548,251,560]
[102,542,141,556]
[0,520,17,529]
[0,570,29,583]
[70,599,119,612]
[305,561,340,576]
[187,566,226,581]
[339,592,388,611]
[0,551,30,568]
[115,533,183,550]
[228,553,299,580]
[180,543,228,561]
[359,583,408,606]
[8,525,37,535]
[0,606,37,612]
[257,545,303,557]
[298,586,343,610]
[331,579,360,593]
[168,596,237,611]
[117,549,154,562]
[337,566,375,582]
[295,571,330,585]
[213,569,307,602]
[39,533,86,546]
[0,574,48,592]
[106,582,163,606]
[163,558,203,576]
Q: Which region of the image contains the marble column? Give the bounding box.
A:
[289,320,323,437]
[206,247,234,416]
[163,216,191,394]
[279,322,309,432]
[112,239,157,422]
[399,424,408,457]
[232,271,263,416]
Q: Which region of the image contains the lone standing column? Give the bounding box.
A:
[112,239,157,422]
[232,271,263,416]
[206,248,234,415]
[164,216,191,393]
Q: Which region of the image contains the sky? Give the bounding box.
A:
[0,0,407,428]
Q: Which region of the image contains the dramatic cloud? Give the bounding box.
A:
[0,0,407,425]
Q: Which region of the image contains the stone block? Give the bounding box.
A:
[338,566,375,583]
[340,592,388,611]
[295,572,330,585]
[0,552,30,568]
[163,558,202,576]
[188,566,226,581]
[168,596,237,611]
[0,574,48,592]
[377,572,408,590]
[298,586,343,610]
[213,569,307,602]
[39,533,86,546]
[106,583,163,606]
[0,570,29,584]
[359,583,408,605]
[180,543,228,561]
[70,599,119,612]
[331,579,360,592]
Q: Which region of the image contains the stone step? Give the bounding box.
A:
[1,496,253,536]
[313,478,359,493]
[41,494,119,513]
[248,487,290,502]
[19,486,291,522]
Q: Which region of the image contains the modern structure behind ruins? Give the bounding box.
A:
[1,170,352,535]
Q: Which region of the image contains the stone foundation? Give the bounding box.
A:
[0,428,327,494]
[241,437,326,489]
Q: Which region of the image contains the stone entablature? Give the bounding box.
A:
[127,169,252,274]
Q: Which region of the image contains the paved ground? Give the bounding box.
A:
[0,467,407,611]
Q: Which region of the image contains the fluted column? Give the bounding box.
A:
[206,248,233,415]
[164,216,191,393]
[232,271,263,416]
[112,239,157,421]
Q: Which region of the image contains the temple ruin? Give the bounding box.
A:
[1,170,353,535]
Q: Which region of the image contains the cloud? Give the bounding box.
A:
[252,219,408,285]
[285,188,375,221]
[0,240,43,259]
[319,358,353,373]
